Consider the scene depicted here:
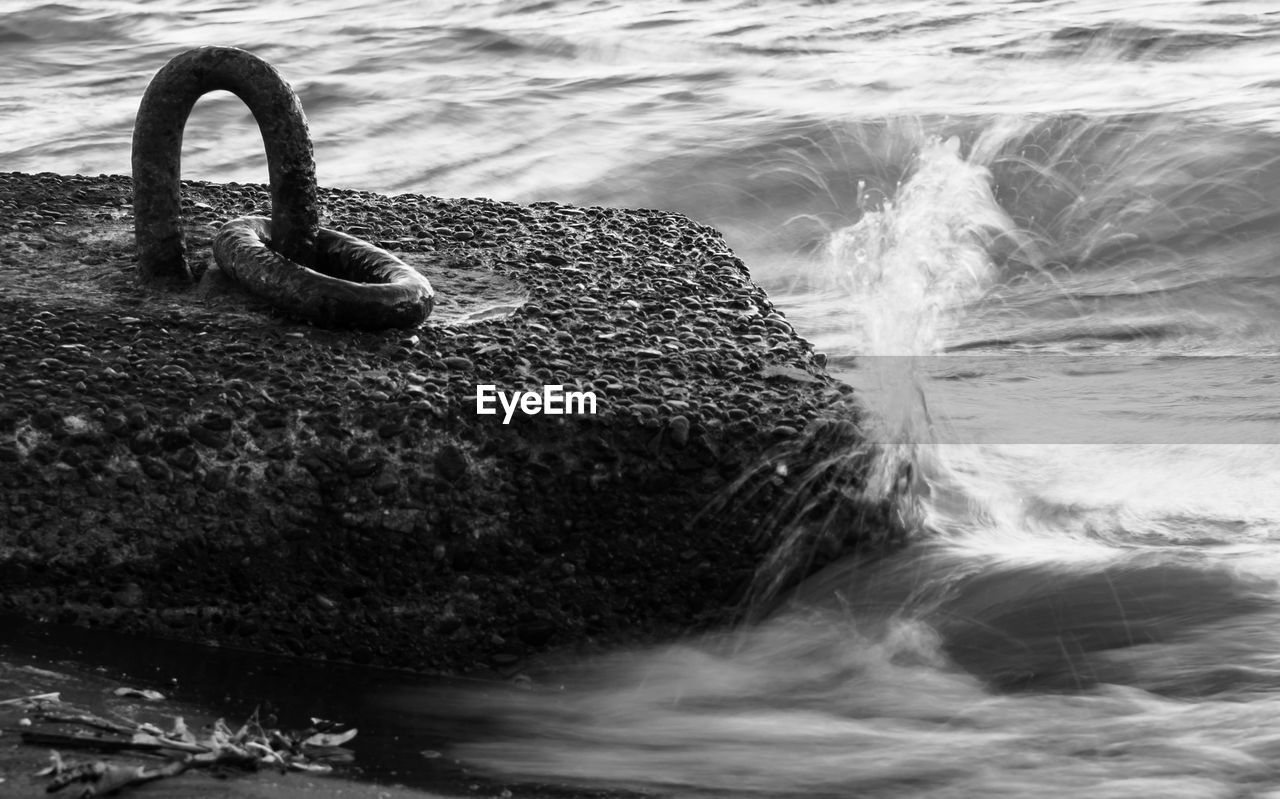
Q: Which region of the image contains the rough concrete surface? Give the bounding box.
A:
[0,171,899,676]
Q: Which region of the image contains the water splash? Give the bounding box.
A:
[826,134,1011,357]
[723,129,1042,613]
[818,131,1031,541]
[720,132,1029,609]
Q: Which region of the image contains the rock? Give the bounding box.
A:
[101,413,128,436]
[139,456,172,482]
[668,415,691,448]
[188,423,229,448]
[435,444,469,482]
[159,428,193,451]
[346,456,383,478]
[115,583,144,609]
[168,447,200,472]
[123,404,149,430]
[200,413,233,431]
[371,470,400,495]
[0,171,885,678]
[516,620,555,646]
[128,431,157,455]
[377,421,405,439]
[761,364,824,385]
[381,509,417,533]
[203,467,229,492]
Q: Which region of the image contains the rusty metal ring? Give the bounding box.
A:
[132,45,434,329]
[213,216,434,328]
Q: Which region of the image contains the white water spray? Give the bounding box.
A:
[822,133,1022,514]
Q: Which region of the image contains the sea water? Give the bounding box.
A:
[6,1,1280,796]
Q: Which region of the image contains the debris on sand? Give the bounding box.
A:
[4,691,356,796]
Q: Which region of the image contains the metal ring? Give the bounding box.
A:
[133,46,318,282]
[214,216,435,329]
[132,46,435,329]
